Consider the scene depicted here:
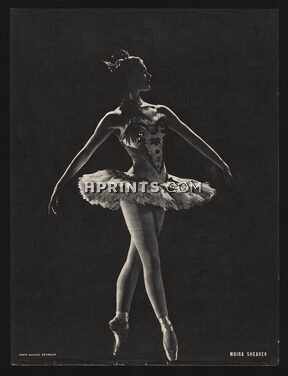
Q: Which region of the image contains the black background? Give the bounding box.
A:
[10,8,278,365]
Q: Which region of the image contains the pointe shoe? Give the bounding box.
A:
[108,317,129,358]
[159,316,178,362]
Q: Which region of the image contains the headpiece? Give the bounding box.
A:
[103,49,130,73]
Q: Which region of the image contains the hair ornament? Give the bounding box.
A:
[103,49,130,73]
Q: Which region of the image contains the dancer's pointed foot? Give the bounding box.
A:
[159,316,178,361]
[108,316,129,358]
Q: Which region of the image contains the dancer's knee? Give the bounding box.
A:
[124,255,142,273]
[142,251,161,273]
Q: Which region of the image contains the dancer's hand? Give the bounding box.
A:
[221,162,233,186]
[221,162,241,195]
[48,188,59,215]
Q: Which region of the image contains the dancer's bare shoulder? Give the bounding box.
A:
[155,104,184,122]
[154,104,185,130]
[140,101,163,111]
[154,104,174,116]
[100,107,125,131]
[138,102,175,121]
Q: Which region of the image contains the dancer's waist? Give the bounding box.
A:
[126,163,168,183]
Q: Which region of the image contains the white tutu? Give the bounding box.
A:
[78,169,216,211]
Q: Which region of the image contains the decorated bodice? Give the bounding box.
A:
[116,107,167,174]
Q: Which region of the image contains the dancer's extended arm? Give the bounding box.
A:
[48,111,120,214]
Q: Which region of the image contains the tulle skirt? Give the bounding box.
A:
[78,169,216,211]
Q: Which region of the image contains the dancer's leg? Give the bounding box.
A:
[116,206,165,313]
[119,200,168,318]
[116,238,142,313]
[112,202,177,361]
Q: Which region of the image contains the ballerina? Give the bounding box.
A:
[48,49,233,363]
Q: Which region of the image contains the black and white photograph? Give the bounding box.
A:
[10,8,279,366]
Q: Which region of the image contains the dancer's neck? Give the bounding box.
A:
[122,90,143,107]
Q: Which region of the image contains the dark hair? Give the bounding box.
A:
[103,49,142,78]
[103,50,144,112]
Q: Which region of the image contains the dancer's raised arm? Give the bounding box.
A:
[48,111,119,215]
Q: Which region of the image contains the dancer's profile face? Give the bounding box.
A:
[128,59,152,92]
